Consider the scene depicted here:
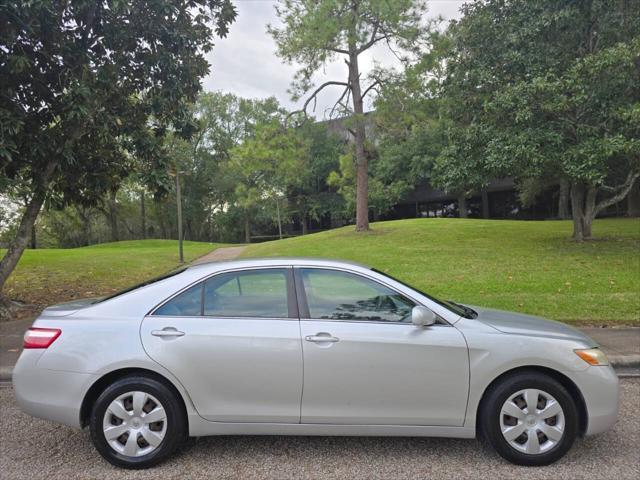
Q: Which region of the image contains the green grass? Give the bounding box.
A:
[242,218,640,325]
[2,239,223,306]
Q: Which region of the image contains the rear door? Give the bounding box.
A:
[296,267,469,426]
[141,267,303,423]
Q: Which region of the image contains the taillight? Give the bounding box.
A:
[23,328,61,349]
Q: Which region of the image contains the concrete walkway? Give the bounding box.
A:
[191,245,246,265]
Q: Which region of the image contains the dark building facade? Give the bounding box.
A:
[385,179,557,221]
[322,115,635,223]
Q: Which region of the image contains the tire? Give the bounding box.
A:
[89,375,185,469]
[479,371,578,466]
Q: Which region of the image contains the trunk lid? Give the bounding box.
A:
[40,298,103,317]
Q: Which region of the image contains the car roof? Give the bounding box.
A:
[187,256,370,272]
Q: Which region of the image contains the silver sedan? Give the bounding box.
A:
[12,258,618,469]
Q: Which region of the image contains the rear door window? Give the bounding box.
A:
[203,269,290,318]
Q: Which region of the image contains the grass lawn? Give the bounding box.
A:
[242,218,640,325]
[2,239,222,308]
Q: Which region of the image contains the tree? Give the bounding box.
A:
[433,0,640,240]
[291,122,345,233]
[167,92,284,243]
[227,121,309,242]
[269,0,429,231]
[0,0,237,297]
[372,32,451,215]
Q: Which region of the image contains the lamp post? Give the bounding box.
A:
[176,171,184,263]
[169,168,187,263]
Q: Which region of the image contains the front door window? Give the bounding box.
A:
[299,268,415,323]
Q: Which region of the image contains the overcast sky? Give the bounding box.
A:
[203,0,466,118]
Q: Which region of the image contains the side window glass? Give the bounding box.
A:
[153,283,202,316]
[204,269,289,318]
[300,269,415,323]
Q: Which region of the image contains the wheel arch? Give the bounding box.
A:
[80,367,189,429]
[475,365,588,437]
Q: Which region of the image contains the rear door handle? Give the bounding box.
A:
[305,333,339,343]
[151,328,185,338]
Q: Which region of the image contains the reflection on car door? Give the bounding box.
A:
[140,267,303,423]
[296,267,469,426]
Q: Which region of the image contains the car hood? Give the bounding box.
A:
[41,298,103,317]
[468,305,597,346]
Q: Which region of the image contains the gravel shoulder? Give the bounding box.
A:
[0,379,638,480]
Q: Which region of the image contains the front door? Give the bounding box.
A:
[296,267,469,426]
[141,267,303,423]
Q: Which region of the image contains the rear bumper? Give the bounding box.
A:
[12,350,96,429]
[573,365,619,436]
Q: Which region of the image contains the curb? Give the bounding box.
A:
[609,355,640,369]
[0,366,13,382]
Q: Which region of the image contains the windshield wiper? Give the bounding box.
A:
[448,301,478,319]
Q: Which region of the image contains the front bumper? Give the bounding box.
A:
[12,350,96,429]
[573,364,619,436]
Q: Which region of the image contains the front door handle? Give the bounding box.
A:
[305,333,339,343]
[151,328,185,338]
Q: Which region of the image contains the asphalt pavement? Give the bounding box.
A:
[0,379,638,480]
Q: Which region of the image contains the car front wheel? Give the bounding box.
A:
[89,375,185,469]
[480,371,578,466]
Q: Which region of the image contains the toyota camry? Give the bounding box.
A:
[12,258,618,469]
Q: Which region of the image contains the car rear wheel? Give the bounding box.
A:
[480,371,578,466]
[89,375,185,469]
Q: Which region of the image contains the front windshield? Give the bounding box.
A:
[371,268,477,319]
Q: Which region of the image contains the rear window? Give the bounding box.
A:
[154,283,203,316]
[98,267,188,303]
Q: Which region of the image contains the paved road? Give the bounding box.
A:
[0,379,638,480]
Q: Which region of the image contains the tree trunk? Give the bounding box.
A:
[244,212,251,244]
[140,192,147,239]
[628,178,640,217]
[108,190,119,242]
[458,195,468,218]
[76,206,91,246]
[570,183,596,241]
[0,161,57,292]
[301,213,309,235]
[30,225,37,249]
[276,198,283,240]
[558,179,570,219]
[481,191,490,218]
[570,173,640,240]
[0,194,45,291]
[348,39,369,232]
[156,198,168,239]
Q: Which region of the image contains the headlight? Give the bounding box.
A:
[575,348,609,366]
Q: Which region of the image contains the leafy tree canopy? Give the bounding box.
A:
[433,0,640,240]
[0,0,237,292]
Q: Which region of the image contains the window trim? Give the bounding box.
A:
[148,266,298,319]
[293,266,439,325]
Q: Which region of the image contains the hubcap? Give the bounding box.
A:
[102,391,167,457]
[499,388,565,455]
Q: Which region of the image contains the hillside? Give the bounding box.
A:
[2,240,221,309]
[242,218,640,324]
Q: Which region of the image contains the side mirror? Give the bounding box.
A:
[411,306,437,327]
